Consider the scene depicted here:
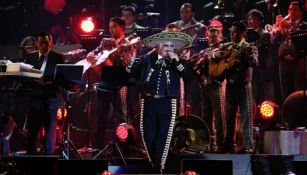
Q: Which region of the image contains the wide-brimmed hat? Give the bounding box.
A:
[142,31,193,50]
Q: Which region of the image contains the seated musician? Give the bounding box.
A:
[25,32,64,155]
[85,17,137,149]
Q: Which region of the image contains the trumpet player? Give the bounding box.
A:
[271,1,307,102]
[188,20,227,153]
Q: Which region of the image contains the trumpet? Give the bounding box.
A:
[265,14,292,33]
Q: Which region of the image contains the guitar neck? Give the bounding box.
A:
[108,47,118,56]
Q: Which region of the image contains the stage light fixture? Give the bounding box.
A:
[257,100,281,130]
[259,100,276,120]
[100,170,114,175]
[113,122,144,156]
[184,170,199,175]
[116,123,129,142]
[80,17,95,33]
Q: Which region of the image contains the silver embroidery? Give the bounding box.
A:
[140,99,152,163]
[160,99,177,170]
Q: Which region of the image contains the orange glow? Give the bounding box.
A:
[57,107,67,120]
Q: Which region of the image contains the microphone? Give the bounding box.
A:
[284,15,291,20]
[166,51,178,62]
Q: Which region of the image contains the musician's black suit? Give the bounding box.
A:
[25,50,64,155]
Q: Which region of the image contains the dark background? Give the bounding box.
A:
[0,0,302,45]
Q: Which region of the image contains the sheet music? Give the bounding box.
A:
[0,61,43,78]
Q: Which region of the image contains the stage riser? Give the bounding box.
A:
[262,131,307,155]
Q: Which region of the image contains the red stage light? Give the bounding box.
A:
[116,123,129,142]
[259,101,276,119]
[80,17,95,33]
[100,170,113,175]
[184,170,199,175]
[57,107,67,120]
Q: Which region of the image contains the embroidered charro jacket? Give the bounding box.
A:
[130,52,194,98]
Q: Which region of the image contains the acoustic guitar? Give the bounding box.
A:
[208,38,265,80]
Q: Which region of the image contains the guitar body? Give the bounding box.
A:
[208,58,236,80]
[82,54,113,85]
[207,38,263,81]
[95,50,112,65]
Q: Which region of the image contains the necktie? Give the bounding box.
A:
[37,55,45,69]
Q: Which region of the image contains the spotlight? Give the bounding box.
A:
[100,170,113,175]
[80,17,95,33]
[74,7,104,50]
[114,123,143,155]
[116,123,129,142]
[257,100,281,130]
[259,100,276,120]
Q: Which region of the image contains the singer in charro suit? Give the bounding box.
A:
[25,32,64,155]
[128,32,194,172]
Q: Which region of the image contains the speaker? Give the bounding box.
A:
[57,159,108,175]
[181,159,233,175]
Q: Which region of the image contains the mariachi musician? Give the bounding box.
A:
[270,1,307,102]
[84,17,137,149]
[212,21,258,153]
[170,3,207,118]
[187,20,227,153]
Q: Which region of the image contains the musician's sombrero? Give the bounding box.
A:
[142,31,193,50]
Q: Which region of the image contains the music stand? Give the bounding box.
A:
[54,64,85,159]
[93,66,129,166]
